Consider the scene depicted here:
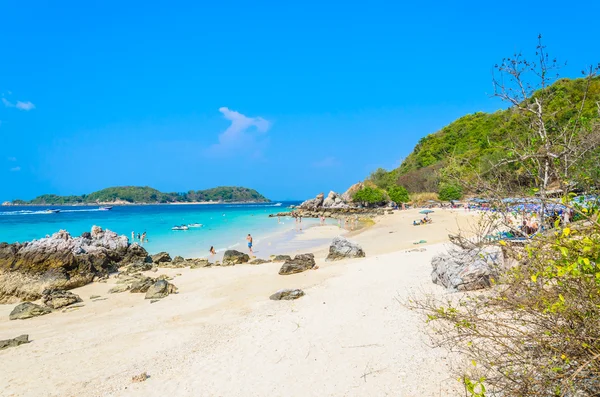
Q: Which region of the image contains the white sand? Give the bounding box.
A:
[0,209,475,397]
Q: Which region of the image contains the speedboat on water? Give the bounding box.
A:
[274,203,282,207]
[45,209,60,214]
[187,223,203,227]
[172,225,189,231]
[99,206,113,211]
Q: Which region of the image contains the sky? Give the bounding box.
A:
[1,1,599,201]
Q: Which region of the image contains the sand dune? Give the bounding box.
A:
[0,209,475,396]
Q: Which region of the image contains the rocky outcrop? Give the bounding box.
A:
[299,193,325,210]
[326,236,366,261]
[151,252,172,264]
[269,289,305,300]
[0,334,30,350]
[144,280,177,299]
[271,255,292,262]
[129,277,156,293]
[431,246,504,291]
[249,258,270,265]
[41,289,82,309]
[189,258,210,269]
[322,191,349,209]
[108,284,130,294]
[0,226,149,303]
[9,302,52,320]
[222,250,250,266]
[279,254,316,275]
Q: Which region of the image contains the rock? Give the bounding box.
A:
[129,277,156,293]
[222,250,250,266]
[431,246,504,291]
[9,302,52,320]
[279,254,316,275]
[299,193,325,210]
[144,280,177,299]
[322,191,337,208]
[121,262,153,274]
[151,252,171,264]
[108,284,130,294]
[172,255,184,263]
[189,258,210,269]
[249,258,270,265]
[326,236,366,261]
[269,289,305,300]
[270,255,292,262]
[41,289,82,309]
[0,334,30,350]
[132,372,149,383]
[0,226,148,303]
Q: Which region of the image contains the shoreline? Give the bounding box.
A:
[1,201,277,207]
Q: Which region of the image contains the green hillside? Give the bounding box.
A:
[13,186,269,205]
[372,77,600,194]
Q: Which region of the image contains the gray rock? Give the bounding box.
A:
[431,246,504,291]
[326,236,366,261]
[144,280,178,299]
[108,284,130,294]
[299,193,325,210]
[189,258,210,269]
[279,254,316,275]
[0,334,30,350]
[269,289,305,300]
[172,255,185,263]
[41,289,82,309]
[222,250,250,266]
[249,258,271,265]
[129,277,156,293]
[151,252,172,264]
[9,302,52,320]
[270,255,292,262]
[121,261,153,274]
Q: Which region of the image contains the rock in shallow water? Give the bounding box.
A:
[279,254,316,275]
[222,250,250,266]
[326,236,365,261]
[0,334,30,350]
[431,246,504,291]
[41,289,82,309]
[144,280,177,299]
[9,302,52,320]
[269,289,305,300]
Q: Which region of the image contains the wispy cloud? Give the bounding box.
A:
[10,166,21,172]
[312,156,340,168]
[206,107,271,157]
[2,96,35,111]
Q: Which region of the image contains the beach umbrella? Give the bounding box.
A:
[420,209,434,214]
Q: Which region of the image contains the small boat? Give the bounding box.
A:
[187,223,203,228]
[99,206,113,211]
[274,203,282,207]
[45,209,60,214]
[172,225,189,231]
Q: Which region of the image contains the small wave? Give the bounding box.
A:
[227,242,240,249]
[223,203,284,208]
[60,209,103,213]
[0,210,55,216]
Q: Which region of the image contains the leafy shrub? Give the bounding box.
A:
[438,183,463,201]
[387,186,409,204]
[352,187,387,205]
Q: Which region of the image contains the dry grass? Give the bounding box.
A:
[408,192,439,205]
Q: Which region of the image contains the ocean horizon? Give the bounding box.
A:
[0,202,310,258]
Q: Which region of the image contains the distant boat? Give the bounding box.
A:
[99,206,113,211]
[172,225,189,231]
[187,223,203,228]
[45,209,60,214]
[274,203,282,207]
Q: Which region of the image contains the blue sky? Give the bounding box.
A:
[1,1,599,201]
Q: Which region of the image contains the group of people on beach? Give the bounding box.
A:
[131,231,148,243]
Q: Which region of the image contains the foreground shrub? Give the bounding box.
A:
[438,183,463,201]
[352,187,387,206]
[387,185,409,204]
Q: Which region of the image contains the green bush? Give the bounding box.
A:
[438,183,463,201]
[387,185,409,204]
[352,187,387,205]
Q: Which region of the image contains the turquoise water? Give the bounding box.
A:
[0,202,309,257]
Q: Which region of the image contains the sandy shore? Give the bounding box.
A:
[0,208,477,397]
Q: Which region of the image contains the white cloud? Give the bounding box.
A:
[206,107,271,157]
[16,101,35,111]
[312,156,340,168]
[10,166,21,172]
[1,98,12,107]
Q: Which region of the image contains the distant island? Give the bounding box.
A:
[3,186,270,205]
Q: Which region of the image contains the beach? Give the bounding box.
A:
[0,208,476,397]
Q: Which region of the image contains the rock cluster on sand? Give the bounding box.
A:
[9,302,52,320]
[326,236,366,261]
[0,334,30,350]
[0,226,149,303]
[270,255,292,262]
[431,246,504,291]
[151,252,172,264]
[145,280,178,299]
[249,258,271,265]
[269,289,305,300]
[222,250,250,266]
[41,289,82,309]
[278,254,316,275]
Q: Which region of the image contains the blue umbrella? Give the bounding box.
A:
[420,209,434,214]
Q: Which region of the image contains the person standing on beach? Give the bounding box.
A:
[141,232,147,243]
[131,231,135,241]
[246,234,253,254]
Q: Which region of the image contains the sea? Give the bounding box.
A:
[0,202,325,258]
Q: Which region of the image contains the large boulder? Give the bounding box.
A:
[151,252,172,264]
[269,289,305,300]
[326,236,366,261]
[41,289,82,309]
[279,254,316,275]
[0,226,149,303]
[299,193,325,210]
[129,277,156,293]
[222,250,250,266]
[145,280,178,299]
[0,334,30,350]
[431,246,504,291]
[9,302,52,320]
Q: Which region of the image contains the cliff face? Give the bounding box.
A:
[0,226,148,303]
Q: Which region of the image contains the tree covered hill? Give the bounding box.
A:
[369,76,600,194]
[10,186,270,205]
